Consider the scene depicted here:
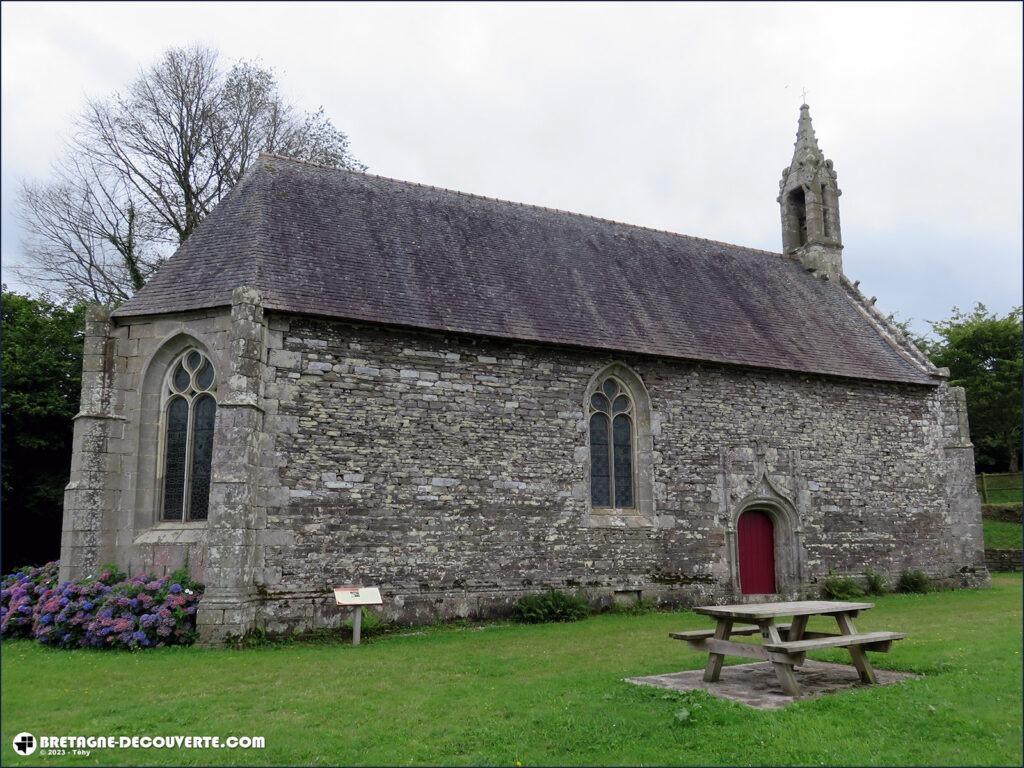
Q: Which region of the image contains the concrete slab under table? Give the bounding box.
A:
[627,660,919,710]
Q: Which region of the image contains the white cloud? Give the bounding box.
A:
[2,1,1020,333]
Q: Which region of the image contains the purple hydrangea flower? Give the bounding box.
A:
[4,561,202,650]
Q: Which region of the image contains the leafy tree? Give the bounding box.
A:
[17,45,365,305]
[885,312,931,352]
[921,304,1023,472]
[1,288,86,569]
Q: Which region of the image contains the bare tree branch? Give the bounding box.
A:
[18,44,364,305]
[16,158,166,304]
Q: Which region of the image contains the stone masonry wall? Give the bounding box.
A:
[252,314,988,633]
[63,307,988,640]
[985,549,1022,572]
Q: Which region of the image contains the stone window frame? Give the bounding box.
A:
[158,348,217,523]
[581,363,656,528]
[133,333,222,534]
[588,374,638,509]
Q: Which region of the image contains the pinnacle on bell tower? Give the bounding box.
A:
[778,103,843,278]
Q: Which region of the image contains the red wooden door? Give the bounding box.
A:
[738,510,776,594]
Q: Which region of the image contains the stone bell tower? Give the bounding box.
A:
[778,103,843,278]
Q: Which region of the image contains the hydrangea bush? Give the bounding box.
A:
[0,561,59,638]
[33,564,126,648]
[1,561,204,650]
[81,570,202,649]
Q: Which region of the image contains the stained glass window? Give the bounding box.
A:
[160,350,217,522]
[172,363,190,392]
[589,413,611,507]
[162,397,188,520]
[196,360,214,390]
[588,375,635,509]
[613,414,634,507]
[189,395,216,520]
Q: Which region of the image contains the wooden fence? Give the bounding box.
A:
[976,472,1023,504]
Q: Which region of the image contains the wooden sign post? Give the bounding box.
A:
[333,586,383,646]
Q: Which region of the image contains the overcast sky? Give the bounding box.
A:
[2,2,1021,334]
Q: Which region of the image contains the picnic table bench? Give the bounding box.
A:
[671,600,906,697]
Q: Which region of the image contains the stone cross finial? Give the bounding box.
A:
[801,87,809,104]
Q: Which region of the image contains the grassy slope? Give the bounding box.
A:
[984,519,1023,550]
[2,575,1021,767]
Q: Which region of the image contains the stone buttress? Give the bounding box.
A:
[195,287,269,643]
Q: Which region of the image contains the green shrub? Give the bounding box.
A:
[512,589,591,624]
[100,562,127,583]
[344,607,386,637]
[607,597,658,616]
[897,569,931,594]
[864,569,886,596]
[238,626,272,647]
[822,574,866,600]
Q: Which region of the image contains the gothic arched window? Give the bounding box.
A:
[588,375,635,508]
[160,349,217,521]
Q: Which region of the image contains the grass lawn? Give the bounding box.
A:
[983,488,1023,504]
[2,575,1021,767]
[984,519,1023,550]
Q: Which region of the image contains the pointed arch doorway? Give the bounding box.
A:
[737,509,776,595]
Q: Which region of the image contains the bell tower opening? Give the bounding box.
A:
[788,188,807,247]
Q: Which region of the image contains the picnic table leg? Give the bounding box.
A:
[787,614,808,642]
[761,621,801,697]
[834,611,877,684]
[702,618,733,682]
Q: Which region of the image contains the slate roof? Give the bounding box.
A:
[113,155,934,385]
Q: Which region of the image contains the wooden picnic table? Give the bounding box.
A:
[671,600,906,697]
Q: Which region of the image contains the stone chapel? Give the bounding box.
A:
[60,105,988,642]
